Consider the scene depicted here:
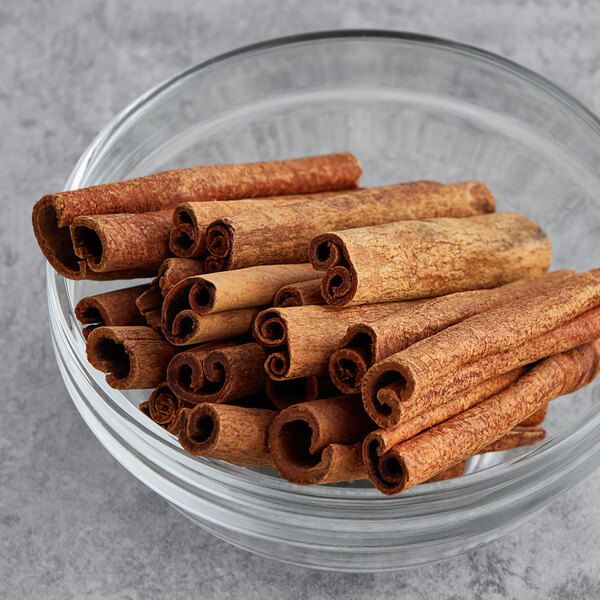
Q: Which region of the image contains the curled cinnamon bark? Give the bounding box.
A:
[71,210,173,272]
[519,404,548,427]
[33,153,361,279]
[310,213,551,306]
[268,396,375,484]
[363,270,600,427]
[86,326,179,389]
[170,192,348,258]
[178,403,277,467]
[368,342,600,494]
[167,342,266,404]
[253,302,411,379]
[273,279,325,307]
[330,271,573,393]
[147,382,194,434]
[156,258,206,294]
[75,283,150,339]
[205,181,495,270]
[265,376,340,410]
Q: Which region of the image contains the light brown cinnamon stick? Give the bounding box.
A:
[519,404,548,427]
[178,403,277,467]
[71,210,173,273]
[273,279,325,307]
[310,213,551,306]
[166,342,266,404]
[75,283,151,339]
[170,192,349,258]
[368,342,600,494]
[253,302,413,379]
[33,153,361,279]
[268,396,375,484]
[86,326,179,389]
[363,270,600,427]
[265,376,340,410]
[205,181,495,270]
[330,271,573,393]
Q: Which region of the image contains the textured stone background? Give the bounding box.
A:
[2,0,600,598]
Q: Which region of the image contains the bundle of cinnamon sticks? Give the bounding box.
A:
[33,152,600,495]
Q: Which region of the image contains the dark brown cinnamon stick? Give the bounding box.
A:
[362,270,600,427]
[273,279,325,307]
[75,283,150,339]
[253,302,413,379]
[368,343,600,494]
[310,213,551,306]
[146,382,194,434]
[178,403,277,467]
[330,271,573,393]
[265,376,340,410]
[86,326,179,389]
[205,181,495,270]
[167,342,266,404]
[268,396,375,484]
[33,152,361,279]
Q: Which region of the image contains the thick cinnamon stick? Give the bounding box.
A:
[167,342,266,404]
[75,283,150,339]
[363,271,600,427]
[147,382,194,434]
[330,271,573,393]
[71,210,173,273]
[310,213,551,306]
[265,376,340,410]
[273,279,325,307]
[168,264,318,316]
[369,342,600,494]
[170,192,349,258]
[268,396,375,484]
[178,403,277,467]
[205,181,495,270]
[33,153,361,279]
[253,302,412,379]
[86,326,179,389]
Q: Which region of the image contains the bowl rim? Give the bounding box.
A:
[51,29,600,509]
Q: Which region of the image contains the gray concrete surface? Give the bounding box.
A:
[2,0,600,597]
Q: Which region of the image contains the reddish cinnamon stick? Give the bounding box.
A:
[519,404,548,427]
[265,376,340,410]
[253,302,413,379]
[363,270,600,427]
[205,181,495,270]
[273,279,325,307]
[310,213,551,306]
[156,258,207,294]
[369,342,600,494]
[268,396,375,484]
[75,283,150,339]
[178,403,277,467]
[86,326,179,389]
[167,342,266,404]
[330,271,573,393]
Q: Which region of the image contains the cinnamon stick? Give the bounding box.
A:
[253,302,413,379]
[86,326,179,389]
[268,396,375,484]
[156,258,206,294]
[170,191,349,258]
[368,342,600,494]
[310,213,551,306]
[167,342,266,404]
[204,181,495,270]
[273,279,325,307]
[71,210,173,273]
[265,376,340,410]
[426,461,467,482]
[178,403,277,467]
[75,283,150,339]
[519,404,548,427]
[362,271,600,427]
[330,271,573,393]
[33,152,361,279]
[135,285,164,330]
[147,382,194,434]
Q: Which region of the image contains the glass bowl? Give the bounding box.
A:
[48,30,600,572]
